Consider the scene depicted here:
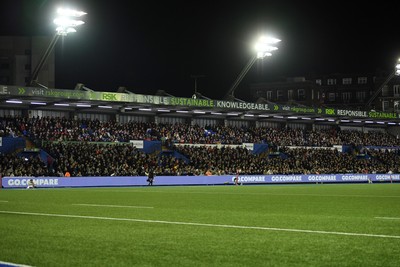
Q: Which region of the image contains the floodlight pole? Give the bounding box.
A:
[223,35,280,100]
[28,7,86,87]
[190,74,205,94]
[224,55,258,99]
[28,33,60,87]
[365,58,400,108]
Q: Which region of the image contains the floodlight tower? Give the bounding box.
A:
[223,35,280,100]
[365,57,400,108]
[28,7,86,87]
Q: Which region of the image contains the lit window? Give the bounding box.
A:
[277,90,283,100]
[358,77,367,84]
[327,79,336,85]
[288,90,293,100]
[342,78,352,85]
[356,91,366,101]
[342,92,351,101]
[266,91,272,100]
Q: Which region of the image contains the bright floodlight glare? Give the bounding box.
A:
[396,62,400,74]
[54,7,86,36]
[255,35,280,59]
[57,8,87,17]
[54,18,84,27]
[396,59,400,76]
[257,51,272,58]
[259,36,281,44]
[66,27,77,33]
[255,43,278,52]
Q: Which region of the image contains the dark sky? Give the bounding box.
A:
[1,0,399,100]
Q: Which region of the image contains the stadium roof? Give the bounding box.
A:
[1,84,399,126]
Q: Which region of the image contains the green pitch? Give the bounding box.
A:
[0,183,399,266]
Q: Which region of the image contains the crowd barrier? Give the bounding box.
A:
[2,174,399,188]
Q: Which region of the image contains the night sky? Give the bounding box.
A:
[1,0,399,100]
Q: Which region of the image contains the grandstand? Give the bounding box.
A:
[1,85,400,188]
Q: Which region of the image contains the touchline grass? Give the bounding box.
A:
[0,183,399,266]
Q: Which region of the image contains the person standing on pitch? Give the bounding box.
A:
[146,169,155,186]
[234,168,240,185]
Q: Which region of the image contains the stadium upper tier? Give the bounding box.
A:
[2,116,400,146]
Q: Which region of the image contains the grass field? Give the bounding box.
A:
[0,183,400,266]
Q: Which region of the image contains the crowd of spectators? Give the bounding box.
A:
[0,152,48,177]
[0,116,399,177]
[0,117,20,138]
[2,143,397,177]
[3,116,400,146]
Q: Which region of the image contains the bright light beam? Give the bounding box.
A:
[255,35,281,59]
[54,7,86,36]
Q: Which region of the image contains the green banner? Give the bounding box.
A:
[1,86,135,102]
[1,85,399,120]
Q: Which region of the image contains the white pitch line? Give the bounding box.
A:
[0,200,9,202]
[375,217,400,220]
[72,203,153,209]
[0,210,399,239]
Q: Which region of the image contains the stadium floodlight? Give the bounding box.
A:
[395,58,400,76]
[56,8,87,17]
[255,36,281,59]
[28,7,86,87]
[224,35,281,100]
[54,8,86,36]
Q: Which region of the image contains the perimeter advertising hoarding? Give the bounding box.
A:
[5,86,134,102]
[2,85,399,120]
[2,174,399,188]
